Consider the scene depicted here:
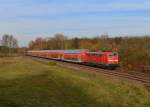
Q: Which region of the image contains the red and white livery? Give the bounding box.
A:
[27,49,119,69]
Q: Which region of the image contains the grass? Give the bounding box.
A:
[0,57,149,107]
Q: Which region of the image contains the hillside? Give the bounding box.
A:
[0,57,149,107]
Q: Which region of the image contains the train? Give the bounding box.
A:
[27,50,119,69]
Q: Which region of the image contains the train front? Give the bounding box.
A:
[106,52,119,69]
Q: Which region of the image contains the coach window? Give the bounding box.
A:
[92,54,97,56]
[91,54,95,56]
[87,53,91,56]
[95,54,98,56]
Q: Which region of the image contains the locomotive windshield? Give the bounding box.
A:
[109,53,118,57]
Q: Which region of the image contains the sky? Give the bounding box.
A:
[0,0,150,46]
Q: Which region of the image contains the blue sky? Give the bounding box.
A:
[0,0,150,46]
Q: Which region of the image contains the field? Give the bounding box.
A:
[0,57,150,107]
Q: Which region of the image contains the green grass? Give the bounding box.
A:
[0,57,149,107]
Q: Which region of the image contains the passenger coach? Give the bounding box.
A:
[27,50,119,69]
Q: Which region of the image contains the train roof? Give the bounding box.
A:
[28,50,63,53]
[63,49,89,54]
[28,50,117,54]
[28,49,89,53]
[86,51,117,55]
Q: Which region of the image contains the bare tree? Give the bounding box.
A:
[53,33,67,49]
[1,34,18,56]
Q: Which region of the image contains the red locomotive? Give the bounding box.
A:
[27,50,119,69]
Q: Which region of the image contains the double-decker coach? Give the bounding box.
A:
[27,49,119,69]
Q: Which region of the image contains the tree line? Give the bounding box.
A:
[29,33,150,71]
[29,33,112,51]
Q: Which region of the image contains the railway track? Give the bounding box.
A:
[31,56,150,91]
[58,62,150,89]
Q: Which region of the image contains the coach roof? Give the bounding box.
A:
[28,49,89,53]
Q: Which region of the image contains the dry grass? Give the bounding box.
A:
[0,57,149,107]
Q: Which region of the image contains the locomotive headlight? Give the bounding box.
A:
[108,59,118,62]
[108,60,118,64]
